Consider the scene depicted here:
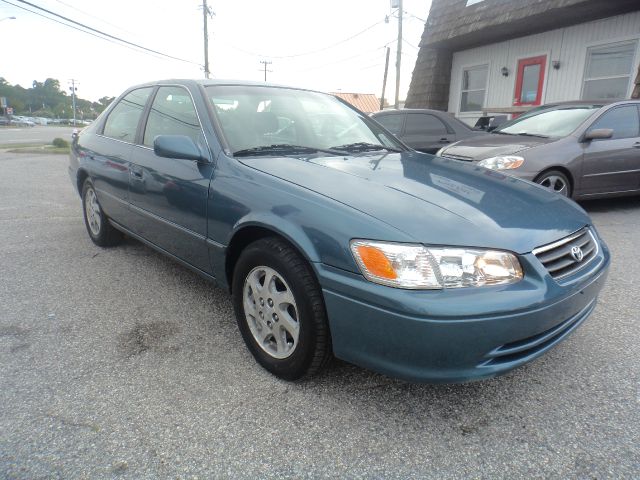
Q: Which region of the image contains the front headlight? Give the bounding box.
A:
[477,156,524,170]
[350,240,523,289]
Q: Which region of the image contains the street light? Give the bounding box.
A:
[0,16,17,22]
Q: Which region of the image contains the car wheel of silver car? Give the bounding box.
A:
[81,179,123,247]
[535,170,571,197]
[232,237,332,380]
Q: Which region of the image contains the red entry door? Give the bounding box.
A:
[514,55,546,106]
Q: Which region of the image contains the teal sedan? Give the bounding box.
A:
[69,80,610,382]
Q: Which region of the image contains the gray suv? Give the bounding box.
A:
[437,100,640,199]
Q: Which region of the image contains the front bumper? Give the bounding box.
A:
[316,240,610,383]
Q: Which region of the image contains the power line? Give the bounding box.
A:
[5,0,201,66]
[220,17,387,59]
[50,0,138,37]
[1,0,169,62]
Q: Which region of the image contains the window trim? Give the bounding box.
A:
[137,83,212,162]
[373,112,407,136]
[583,103,640,141]
[459,63,489,114]
[404,113,451,135]
[99,86,154,144]
[580,39,639,101]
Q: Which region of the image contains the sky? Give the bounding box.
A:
[0,0,430,103]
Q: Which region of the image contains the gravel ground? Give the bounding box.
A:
[0,152,638,479]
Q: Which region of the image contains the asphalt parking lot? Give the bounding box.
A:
[1,150,638,479]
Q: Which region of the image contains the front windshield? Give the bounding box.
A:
[495,105,601,137]
[206,85,403,155]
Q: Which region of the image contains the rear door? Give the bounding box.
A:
[89,87,153,225]
[128,85,214,273]
[401,113,453,153]
[581,104,640,194]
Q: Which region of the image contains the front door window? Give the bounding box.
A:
[514,56,546,106]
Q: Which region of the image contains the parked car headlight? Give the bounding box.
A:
[477,156,524,170]
[350,240,523,289]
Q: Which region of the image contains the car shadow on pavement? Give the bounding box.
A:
[578,195,640,213]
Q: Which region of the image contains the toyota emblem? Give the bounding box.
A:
[571,246,584,262]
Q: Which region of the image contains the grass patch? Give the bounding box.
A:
[6,145,69,155]
[0,142,43,149]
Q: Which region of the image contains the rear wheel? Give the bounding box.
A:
[535,170,571,197]
[81,179,123,247]
[232,237,332,380]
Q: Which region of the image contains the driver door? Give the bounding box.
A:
[581,104,640,194]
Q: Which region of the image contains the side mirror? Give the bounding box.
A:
[583,128,613,141]
[153,135,207,162]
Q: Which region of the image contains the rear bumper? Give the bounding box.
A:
[316,242,610,383]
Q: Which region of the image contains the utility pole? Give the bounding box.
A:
[69,79,78,126]
[380,47,390,110]
[202,0,214,78]
[260,60,272,82]
[394,0,403,109]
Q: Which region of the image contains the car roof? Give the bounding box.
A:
[127,78,324,94]
[537,99,640,108]
[371,108,447,115]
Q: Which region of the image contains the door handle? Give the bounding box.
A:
[130,166,143,179]
[633,142,640,148]
[439,138,450,143]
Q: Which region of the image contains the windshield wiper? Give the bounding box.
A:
[233,144,347,157]
[514,132,549,138]
[329,142,402,153]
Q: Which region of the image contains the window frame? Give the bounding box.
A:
[404,113,451,136]
[99,87,154,144]
[141,85,206,148]
[584,104,640,141]
[373,112,406,136]
[581,39,639,101]
[459,64,489,114]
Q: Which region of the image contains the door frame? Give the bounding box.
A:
[513,54,547,107]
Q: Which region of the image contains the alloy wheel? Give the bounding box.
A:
[242,265,300,359]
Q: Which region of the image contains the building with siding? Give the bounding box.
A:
[406,0,640,125]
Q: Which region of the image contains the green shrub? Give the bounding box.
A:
[52,137,69,148]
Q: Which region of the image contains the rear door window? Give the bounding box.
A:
[588,105,640,139]
[103,88,153,142]
[375,114,405,134]
[405,113,448,135]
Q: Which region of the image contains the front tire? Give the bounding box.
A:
[81,179,122,247]
[535,170,571,197]
[232,237,332,380]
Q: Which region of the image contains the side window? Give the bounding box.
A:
[405,114,448,135]
[588,105,640,140]
[103,88,152,142]
[143,86,203,147]
[375,114,404,134]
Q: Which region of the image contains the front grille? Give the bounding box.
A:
[533,227,598,280]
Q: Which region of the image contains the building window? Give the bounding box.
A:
[582,40,638,100]
[460,65,488,112]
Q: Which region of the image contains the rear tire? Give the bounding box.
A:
[81,179,123,247]
[534,170,571,197]
[232,237,332,380]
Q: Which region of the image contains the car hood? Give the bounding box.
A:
[239,152,590,254]
[439,134,554,160]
